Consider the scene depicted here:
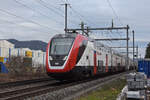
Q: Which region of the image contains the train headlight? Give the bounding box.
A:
[63,56,68,60]
[49,56,53,60]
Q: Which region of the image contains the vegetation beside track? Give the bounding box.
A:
[0,56,47,83]
[76,78,126,100]
[0,73,48,83]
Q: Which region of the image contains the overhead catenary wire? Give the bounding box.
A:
[61,0,130,57]
[70,6,95,26]
[106,0,124,26]
[40,0,65,14]
[46,0,65,13]
[0,18,56,35]
[0,8,61,34]
[106,0,128,51]
[105,1,124,45]
[35,0,77,26]
[36,0,65,18]
[63,0,95,26]
[13,0,64,26]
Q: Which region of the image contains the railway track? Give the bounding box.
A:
[0,71,132,100]
[0,78,53,89]
[0,78,57,100]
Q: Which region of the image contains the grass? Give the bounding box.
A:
[76,78,126,100]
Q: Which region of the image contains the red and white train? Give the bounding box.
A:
[46,33,135,80]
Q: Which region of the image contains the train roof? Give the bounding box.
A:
[52,33,126,58]
[53,33,77,38]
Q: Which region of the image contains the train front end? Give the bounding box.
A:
[46,34,87,80]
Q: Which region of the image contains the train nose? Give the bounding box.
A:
[49,55,67,67]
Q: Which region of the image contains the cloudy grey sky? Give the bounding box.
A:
[0,0,149,57]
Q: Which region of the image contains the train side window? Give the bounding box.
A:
[86,56,89,60]
[98,60,100,66]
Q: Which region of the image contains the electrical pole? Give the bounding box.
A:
[62,3,70,34]
[126,25,130,70]
[65,3,68,34]
[86,27,90,36]
[80,22,85,35]
[136,45,138,60]
[112,19,114,28]
[132,30,135,62]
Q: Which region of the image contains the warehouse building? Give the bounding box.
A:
[0,40,46,67]
[0,40,14,58]
[0,40,14,48]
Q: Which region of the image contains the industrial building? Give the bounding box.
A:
[0,39,46,69]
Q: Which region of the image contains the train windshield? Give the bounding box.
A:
[50,38,74,55]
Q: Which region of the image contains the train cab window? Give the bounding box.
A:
[82,40,88,46]
[50,38,74,55]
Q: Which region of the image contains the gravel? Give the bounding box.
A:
[26,73,126,100]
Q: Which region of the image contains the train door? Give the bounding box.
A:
[98,60,103,72]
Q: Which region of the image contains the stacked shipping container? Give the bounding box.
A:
[138,59,150,78]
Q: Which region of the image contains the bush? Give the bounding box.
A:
[6,56,33,75]
[0,56,47,83]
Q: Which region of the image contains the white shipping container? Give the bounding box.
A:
[32,50,46,67]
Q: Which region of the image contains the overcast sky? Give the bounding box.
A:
[0,0,149,57]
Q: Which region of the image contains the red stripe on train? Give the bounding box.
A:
[106,54,108,72]
[46,40,51,72]
[94,51,97,75]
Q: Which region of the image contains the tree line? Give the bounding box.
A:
[145,43,150,58]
